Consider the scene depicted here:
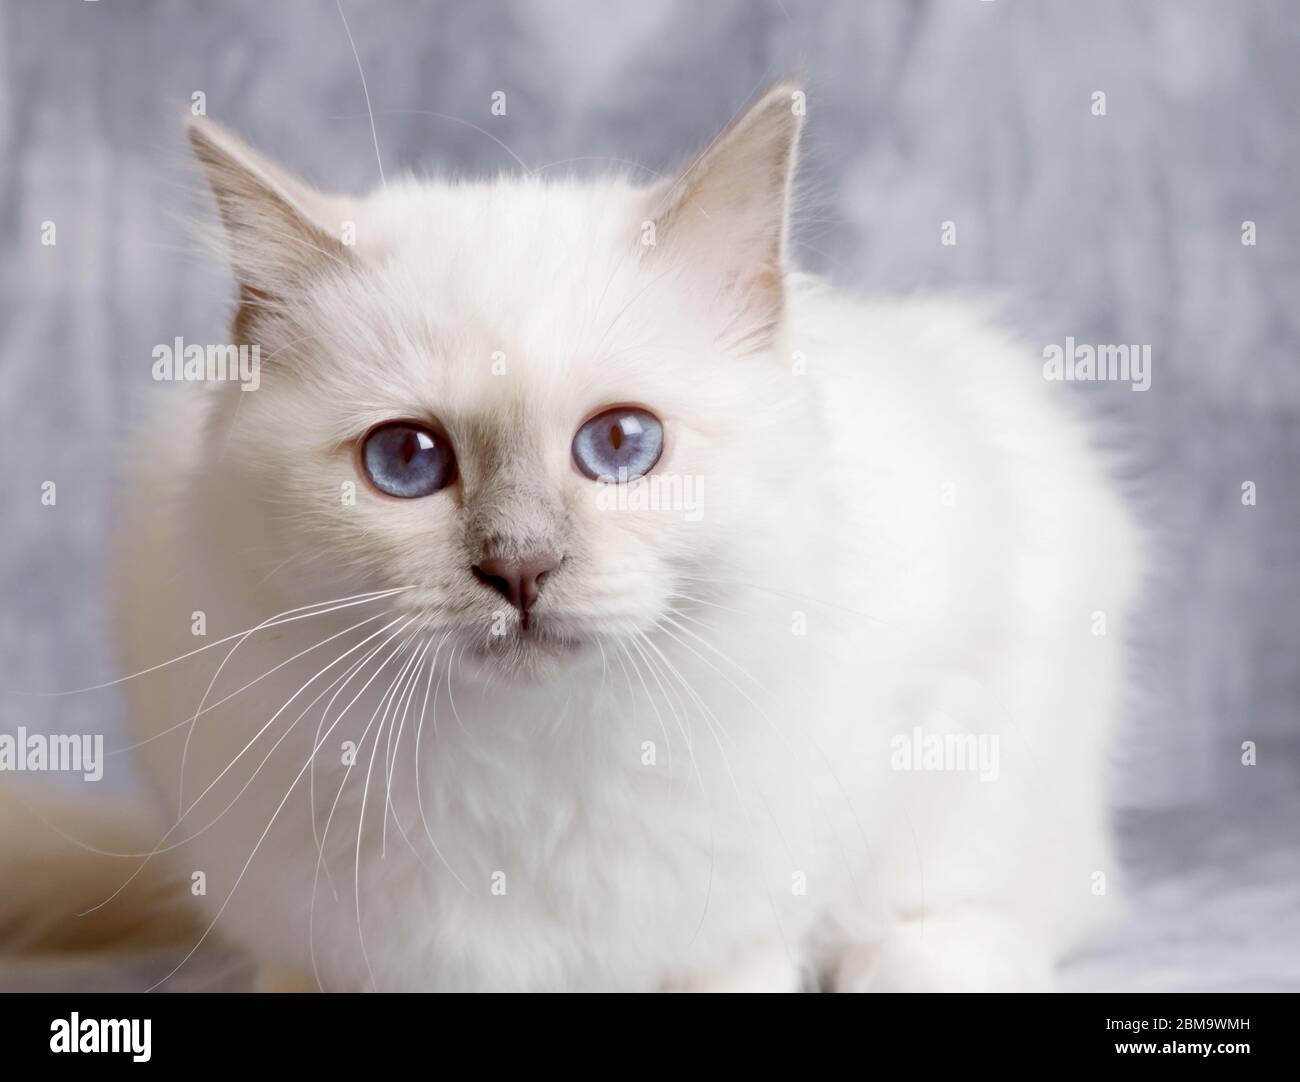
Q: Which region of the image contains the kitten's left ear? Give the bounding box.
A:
[187,116,354,301]
[650,82,803,347]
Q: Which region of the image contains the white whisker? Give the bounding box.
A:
[21,586,412,697]
[306,620,426,992]
[76,616,411,917]
[143,615,424,993]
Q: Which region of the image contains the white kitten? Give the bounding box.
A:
[110,83,1143,991]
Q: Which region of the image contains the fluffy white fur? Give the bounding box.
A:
[107,84,1143,991]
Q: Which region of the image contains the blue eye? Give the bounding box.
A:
[361,421,456,498]
[572,406,664,482]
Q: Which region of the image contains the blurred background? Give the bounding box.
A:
[0,0,1296,989]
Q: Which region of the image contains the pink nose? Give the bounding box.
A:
[471,553,561,615]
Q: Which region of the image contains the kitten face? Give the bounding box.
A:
[228,183,793,673]
[191,85,803,676]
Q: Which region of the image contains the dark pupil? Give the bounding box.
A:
[609,423,623,451]
[363,423,454,499]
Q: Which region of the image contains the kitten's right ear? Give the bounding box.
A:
[187,117,352,298]
[647,82,802,351]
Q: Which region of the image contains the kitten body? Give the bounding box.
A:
[115,88,1141,991]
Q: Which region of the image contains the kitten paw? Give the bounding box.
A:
[831,914,1052,992]
[673,942,806,992]
[254,962,320,993]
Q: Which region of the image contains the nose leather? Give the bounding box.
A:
[472,553,561,618]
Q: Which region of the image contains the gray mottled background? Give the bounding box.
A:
[1,0,1297,989]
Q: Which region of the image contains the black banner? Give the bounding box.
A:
[0,992,1289,1068]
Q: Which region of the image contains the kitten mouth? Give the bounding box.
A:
[473,615,587,662]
